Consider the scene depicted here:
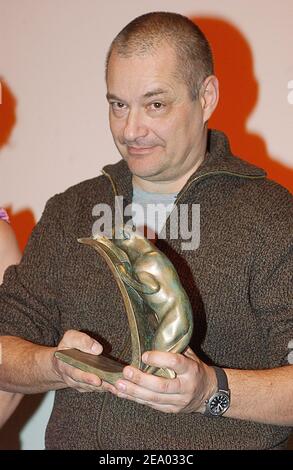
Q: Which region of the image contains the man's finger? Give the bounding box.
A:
[65,367,116,393]
[142,351,190,375]
[59,329,103,355]
[118,365,181,394]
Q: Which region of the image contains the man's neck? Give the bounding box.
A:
[132,153,205,194]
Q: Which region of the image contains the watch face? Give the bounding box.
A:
[209,393,230,416]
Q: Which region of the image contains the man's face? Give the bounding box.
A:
[106,44,206,189]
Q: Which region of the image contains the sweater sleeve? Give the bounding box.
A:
[0,196,68,346]
[249,189,293,367]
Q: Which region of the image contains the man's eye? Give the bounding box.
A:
[151,102,163,109]
[112,102,126,109]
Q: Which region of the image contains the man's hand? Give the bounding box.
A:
[53,330,115,394]
[112,347,217,413]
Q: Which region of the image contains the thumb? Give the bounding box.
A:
[58,329,103,355]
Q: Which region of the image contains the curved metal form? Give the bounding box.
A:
[55,229,193,385]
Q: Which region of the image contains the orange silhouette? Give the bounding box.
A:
[0,78,35,249]
[5,207,35,252]
[193,17,292,193]
[0,78,16,150]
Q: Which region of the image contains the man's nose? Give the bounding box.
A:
[123,109,148,142]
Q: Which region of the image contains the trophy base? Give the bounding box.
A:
[55,349,127,385]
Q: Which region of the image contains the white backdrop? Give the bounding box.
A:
[0,0,292,449]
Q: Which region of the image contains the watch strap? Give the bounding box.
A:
[213,366,229,392]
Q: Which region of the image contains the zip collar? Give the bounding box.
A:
[102,129,266,200]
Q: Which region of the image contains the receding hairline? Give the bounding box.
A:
[106,38,177,72]
[106,44,198,101]
[105,12,214,99]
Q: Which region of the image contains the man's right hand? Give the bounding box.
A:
[53,330,115,393]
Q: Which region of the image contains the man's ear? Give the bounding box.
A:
[199,75,219,124]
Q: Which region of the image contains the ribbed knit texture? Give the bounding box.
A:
[0,130,292,449]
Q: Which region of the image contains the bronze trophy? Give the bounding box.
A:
[55,226,193,385]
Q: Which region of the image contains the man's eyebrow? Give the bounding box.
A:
[143,88,168,98]
[106,89,169,102]
[106,93,122,101]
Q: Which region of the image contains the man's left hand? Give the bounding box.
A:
[113,347,217,413]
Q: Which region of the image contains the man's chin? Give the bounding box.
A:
[123,154,159,178]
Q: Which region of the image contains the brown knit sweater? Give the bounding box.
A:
[0,130,292,449]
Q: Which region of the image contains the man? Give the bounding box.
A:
[0,12,292,450]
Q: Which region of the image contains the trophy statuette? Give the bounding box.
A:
[55,226,193,385]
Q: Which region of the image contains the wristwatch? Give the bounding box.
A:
[204,366,230,417]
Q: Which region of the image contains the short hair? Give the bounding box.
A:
[105,11,214,100]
